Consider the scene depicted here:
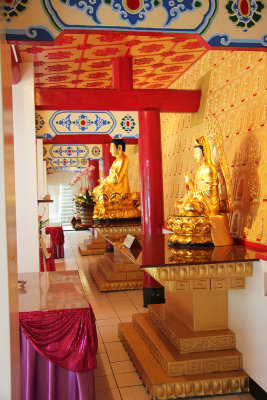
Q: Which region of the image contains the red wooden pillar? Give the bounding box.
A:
[102,143,115,178]
[138,109,165,307]
[102,143,115,252]
[88,160,99,190]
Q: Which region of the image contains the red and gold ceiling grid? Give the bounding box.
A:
[16,32,208,90]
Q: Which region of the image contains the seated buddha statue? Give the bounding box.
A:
[93,139,130,200]
[175,136,220,217]
[167,136,233,246]
[93,139,140,221]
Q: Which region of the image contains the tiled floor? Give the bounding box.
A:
[56,231,255,400]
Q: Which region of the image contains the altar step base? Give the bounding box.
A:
[78,238,106,256]
[132,313,242,377]
[118,304,249,399]
[90,251,143,292]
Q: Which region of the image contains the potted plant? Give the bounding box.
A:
[70,165,96,227]
[38,216,49,236]
[74,189,95,226]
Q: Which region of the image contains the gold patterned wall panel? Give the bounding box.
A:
[161,50,267,245]
[127,144,140,194]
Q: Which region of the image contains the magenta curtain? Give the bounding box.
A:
[20,329,95,400]
[19,307,98,372]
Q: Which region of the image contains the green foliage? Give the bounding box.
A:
[74,189,95,207]
[39,219,49,230]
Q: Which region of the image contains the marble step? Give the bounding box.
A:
[148,304,236,354]
[132,313,242,377]
[118,321,249,399]
[89,264,143,292]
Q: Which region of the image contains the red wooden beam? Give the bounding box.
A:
[112,57,133,90]
[36,88,201,113]
[43,135,138,145]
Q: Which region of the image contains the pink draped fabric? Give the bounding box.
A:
[19,307,98,373]
[20,329,95,400]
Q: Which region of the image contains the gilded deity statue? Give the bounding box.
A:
[93,139,140,221]
[167,136,233,247]
[174,136,220,217]
[93,139,130,199]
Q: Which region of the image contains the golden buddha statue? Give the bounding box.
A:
[93,139,140,221]
[93,139,130,199]
[175,136,220,217]
[167,136,233,246]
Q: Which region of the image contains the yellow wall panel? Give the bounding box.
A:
[161,50,267,245]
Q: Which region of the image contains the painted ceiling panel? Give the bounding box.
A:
[16,32,208,90]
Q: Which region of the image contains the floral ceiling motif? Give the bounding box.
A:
[16,32,207,90]
[43,144,102,174]
[36,111,139,139]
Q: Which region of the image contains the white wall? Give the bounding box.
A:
[229,259,267,391]
[0,41,20,400]
[47,171,76,223]
[13,62,39,273]
[47,171,76,185]
[37,139,49,221]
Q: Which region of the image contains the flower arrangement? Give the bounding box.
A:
[70,165,95,192]
[71,165,96,212]
[74,189,95,207]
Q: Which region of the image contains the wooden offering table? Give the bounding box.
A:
[102,231,259,399]
[90,224,143,291]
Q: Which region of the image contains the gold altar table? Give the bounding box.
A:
[102,231,258,399]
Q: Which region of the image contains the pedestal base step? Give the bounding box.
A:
[132,313,242,377]
[104,252,138,272]
[78,244,106,256]
[118,322,249,399]
[148,304,236,354]
[84,238,106,248]
[98,257,143,281]
[89,264,143,292]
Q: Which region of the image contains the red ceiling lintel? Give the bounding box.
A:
[36,88,201,113]
[43,135,138,145]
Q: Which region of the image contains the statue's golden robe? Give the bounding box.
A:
[93,153,130,199]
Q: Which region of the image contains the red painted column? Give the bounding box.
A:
[101,143,115,252]
[88,160,99,190]
[139,110,164,234]
[138,110,165,306]
[102,143,115,178]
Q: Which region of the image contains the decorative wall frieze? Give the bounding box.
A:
[4,1,266,48]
